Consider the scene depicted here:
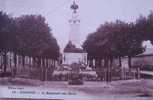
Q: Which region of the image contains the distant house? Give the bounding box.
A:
[121,48,153,69]
[132,48,153,67]
[63,41,87,65]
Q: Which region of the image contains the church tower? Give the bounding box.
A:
[69,0,80,48]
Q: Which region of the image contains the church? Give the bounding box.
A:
[62,1,87,66]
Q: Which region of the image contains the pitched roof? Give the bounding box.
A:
[137,48,153,57]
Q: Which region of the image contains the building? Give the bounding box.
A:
[120,41,153,68]
[132,48,153,67]
[62,0,87,65]
[120,48,153,79]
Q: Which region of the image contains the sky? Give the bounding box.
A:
[0,0,153,51]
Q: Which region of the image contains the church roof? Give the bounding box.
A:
[63,41,86,53]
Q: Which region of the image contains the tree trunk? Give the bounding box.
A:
[13,52,17,78]
[29,57,32,73]
[89,59,93,68]
[38,57,41,68]
[9,52,12,73]
[46,59,49,81]
[42,58,45,81]
[97,58,103,81]
[128,56,132,72]
[128,56,132,79]
[103,58,107,81]
[0,55,2,68]
[137,67,140,79]
[109,57,113,82]
[119,56,122,67]
[3,51,7,74]
[95,58,98,69]
[98,58,101,67]
[22,55,25,68]
[53,60,55,69]
[105,57,109,83]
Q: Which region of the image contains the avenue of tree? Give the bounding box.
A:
[0,11,59,80]
[83,11,153,82]
[1,10,153,82]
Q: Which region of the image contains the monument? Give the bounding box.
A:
[63,0,87,66]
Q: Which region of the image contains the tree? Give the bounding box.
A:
[14,15,59,57]
[0,12,60,79]
[13,15,60,80]
[146,11,153,44]
[111,21,144,69]
[83,20,144,82]
[83,22,118,82]
[135,12,153,42]
[0,11,12,74]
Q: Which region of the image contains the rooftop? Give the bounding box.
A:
[137,48,153,57]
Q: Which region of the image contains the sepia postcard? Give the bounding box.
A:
[0,0,153,100]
